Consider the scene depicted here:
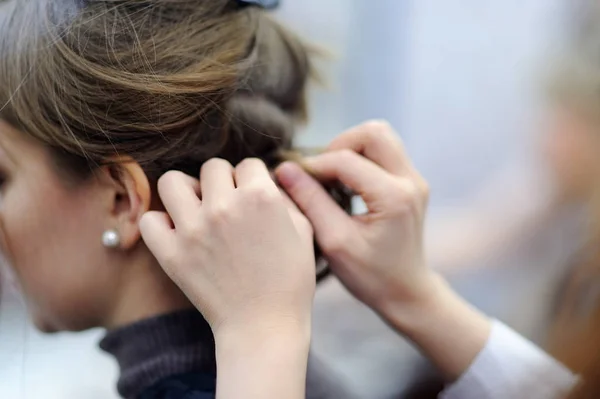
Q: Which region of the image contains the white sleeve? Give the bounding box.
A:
[440,320,577,399]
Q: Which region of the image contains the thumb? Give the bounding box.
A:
[139,211,178,272]
[276,162,353,245]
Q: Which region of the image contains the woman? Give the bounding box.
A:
[0,0,351,398]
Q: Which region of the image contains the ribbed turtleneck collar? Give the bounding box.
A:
[99,309,216,399]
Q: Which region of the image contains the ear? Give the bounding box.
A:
[103,159,151,250]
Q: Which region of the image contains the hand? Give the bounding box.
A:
[139,158,316,339]
[277,121,433,312]
[278,121,491,381]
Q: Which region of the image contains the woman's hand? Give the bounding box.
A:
[140,158,315,399]
[140,158,315,335]
[277,121,492,381]
[277,121,432,311]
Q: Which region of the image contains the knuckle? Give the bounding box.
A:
[363,120,401,145]
[205,203,231,225]
[242,184,280,205]
[387,179,408,199]
[179,219,204,238]
[206,158,230,167]
[336,149,357,163]
[202,158,232,172]
[157,170,184,190]
[237,157,264,169]
[363,119,393,135]
[235,158,267,178]
[387,179,422,213]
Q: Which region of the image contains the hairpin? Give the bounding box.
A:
[235,0,280,10]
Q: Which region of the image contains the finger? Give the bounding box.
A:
[328,120,412,175]
[235,158,277,190]
[200,158,235,205]
[303,151,396,209]
[157,171,201,228]
[139,211,177,268]
[276,162,353,243]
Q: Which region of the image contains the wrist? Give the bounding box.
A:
[375,270,487,339]
[214,317,311,399]
[374,269,445,331]
[376,270,492,381]
[215,317,311,355]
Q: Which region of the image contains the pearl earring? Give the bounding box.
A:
[102,229,121,248]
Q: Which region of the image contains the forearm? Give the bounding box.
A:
[215,324,311,399]
[377,272,492,381]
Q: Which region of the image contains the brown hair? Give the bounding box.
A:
[1,0,311,177]
[0,0,349,278]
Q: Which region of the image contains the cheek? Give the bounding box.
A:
[1,179,106,330]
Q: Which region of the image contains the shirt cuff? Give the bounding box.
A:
[440,320,577,399]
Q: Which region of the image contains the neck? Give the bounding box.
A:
[104,248,192,329]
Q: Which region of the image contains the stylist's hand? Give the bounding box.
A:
[140,158,315,337]
[278,121,493,382]
[278,122,492,382]
[276,121,432,312]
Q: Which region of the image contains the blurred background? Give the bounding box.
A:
[0,0,593,397]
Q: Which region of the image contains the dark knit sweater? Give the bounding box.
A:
[100,309,352,399]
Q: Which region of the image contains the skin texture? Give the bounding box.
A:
[141,158,315,399]
[0,119,190,332]
[141,158,316,335]
[277,121,490,381]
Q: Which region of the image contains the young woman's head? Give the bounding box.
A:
[0,0,314,332]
